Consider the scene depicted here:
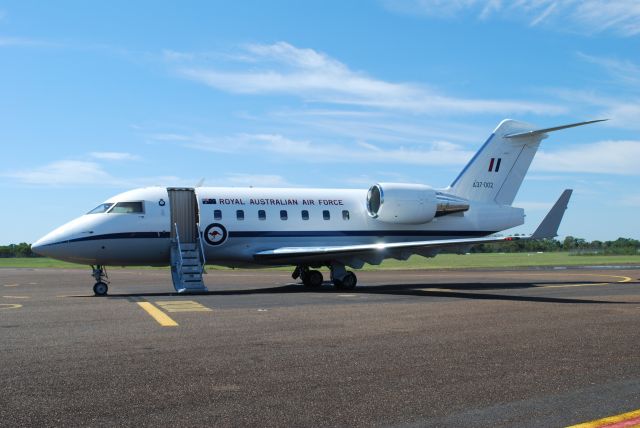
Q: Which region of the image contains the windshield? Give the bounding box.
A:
[109,201,144,214]
[87,203,114,214]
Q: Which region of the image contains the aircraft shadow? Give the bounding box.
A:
[99,280,639,305]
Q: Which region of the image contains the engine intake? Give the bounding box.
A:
[366,183,469,224]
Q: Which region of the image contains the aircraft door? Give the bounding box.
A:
[167,188,199,243]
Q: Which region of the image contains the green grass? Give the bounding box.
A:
[1,252,639,270]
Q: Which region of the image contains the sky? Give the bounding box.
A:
[1,0,639,244]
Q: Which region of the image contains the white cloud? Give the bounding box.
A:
[174,42,565,115]
[529,2,557,27]
[577,53,640,88]
[533,140,640,175]
[547,88,640,131]
[3,159,186,187]
[152,131,476,166]
[621,194,640,207]
[0,36,53,47]
[223,173,292,187]
[89,152,140,161]
[383,0,640,37]
[3,160,114,186]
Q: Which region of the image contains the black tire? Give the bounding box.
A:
[341,272,357,290]
[307,270,323,287]
[302,270,324,287]
[93,281,108,296]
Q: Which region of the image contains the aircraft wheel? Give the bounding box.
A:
[303,270,323,287]
[93,281,108,296]
[341,272,357,290]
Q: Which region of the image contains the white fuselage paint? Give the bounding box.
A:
[32,186,524,267]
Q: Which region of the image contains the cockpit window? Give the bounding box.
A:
[109,201,144,214]
[87,203,114,214]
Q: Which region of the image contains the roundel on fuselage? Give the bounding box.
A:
[203,223,228,246]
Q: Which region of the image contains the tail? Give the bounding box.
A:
[448,119,606,205]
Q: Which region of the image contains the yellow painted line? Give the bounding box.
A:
[137,302,178,327]
[541,282,610,289]
[3,284,19,287]
[2,296,30,299]
[0,303,22,310]
[567,408,640,427]
[539,275,632,289]
[155,300,212,313]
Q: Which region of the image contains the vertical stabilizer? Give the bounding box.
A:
[448,119,606,205]
[448,119,545,205]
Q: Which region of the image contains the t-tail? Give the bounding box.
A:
[448,119,606,205]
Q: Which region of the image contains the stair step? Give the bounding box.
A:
[170,236,207,293]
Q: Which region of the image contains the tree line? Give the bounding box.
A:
[472,236,640,255]
[1,237,638,258]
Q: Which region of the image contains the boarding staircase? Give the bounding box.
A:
[168,187,208,293]
[170,223,208,293]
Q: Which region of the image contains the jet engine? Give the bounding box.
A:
[366,183,469,225]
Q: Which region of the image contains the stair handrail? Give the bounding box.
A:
[196,222,207,273]
[173,222,184,272]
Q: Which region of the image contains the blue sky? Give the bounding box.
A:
[1,0,639,244]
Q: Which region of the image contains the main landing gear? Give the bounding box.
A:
[91,265,109,296]
[292,266,324,287]
[329,262,357,290]
[292,263,358,290]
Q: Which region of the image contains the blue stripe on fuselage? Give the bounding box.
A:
[40,229,496,247]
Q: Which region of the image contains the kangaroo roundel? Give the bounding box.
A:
[204,223,228,246]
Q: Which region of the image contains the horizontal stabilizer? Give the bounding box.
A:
[504,119,608,139]
[531,189,573,239]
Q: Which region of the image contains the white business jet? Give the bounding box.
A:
[31,119,604,296]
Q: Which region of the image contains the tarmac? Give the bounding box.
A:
[1,266,640,427]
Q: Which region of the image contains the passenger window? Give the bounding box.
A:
[323,210,330,220]
[236,210,244,221]
[109,201,144,214]
[301,210,309,220]
[258,210,266,220]
[214,210,222,220]
[342,210,350,220]
[87,203,113,214]
[280,210,288,220]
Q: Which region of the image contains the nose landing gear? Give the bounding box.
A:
[91,265,109,296]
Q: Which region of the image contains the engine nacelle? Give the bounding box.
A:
[366,183,438,224]
[366,183,470,225]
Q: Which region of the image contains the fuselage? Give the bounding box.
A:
[32,186,524,267]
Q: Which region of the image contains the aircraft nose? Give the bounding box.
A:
[31,235,58,258]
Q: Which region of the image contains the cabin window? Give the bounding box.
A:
[280,210,288,220]
[236,210,244,221]
[87,203,113,214]
[342,210,350,220]
[258,210,266,220]
[109,201,144,214]
[214,210,222,220]
[323,210,330,220]
[301,210,309,220]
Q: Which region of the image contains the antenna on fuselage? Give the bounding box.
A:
[195,178,205,187]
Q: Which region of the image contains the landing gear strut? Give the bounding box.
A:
[329,262,357,290]
[293,266,324,287]
[91,265,109,296]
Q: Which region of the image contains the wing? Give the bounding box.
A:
[254,189,572,266]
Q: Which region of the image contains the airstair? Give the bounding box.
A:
[168,188,208,293]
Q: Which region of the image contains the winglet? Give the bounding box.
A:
[505,119,608,139]
[531,189,573,239]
